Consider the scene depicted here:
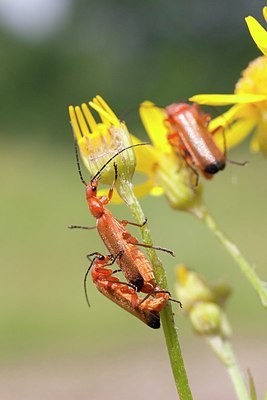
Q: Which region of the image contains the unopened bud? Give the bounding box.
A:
[175,265,215,313]
[190,302,231,338]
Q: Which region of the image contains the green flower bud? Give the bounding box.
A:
[190,302,222,336]
[175,265,215,313]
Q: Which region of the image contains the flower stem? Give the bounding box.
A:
[208,337,250,400]
[191,204,267,308]
[117,180,193,400]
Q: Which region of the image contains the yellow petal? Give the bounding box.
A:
[263,7,267,23]
[150,186,165,196]
[245,16,267,56]
[133,180,164,198]
[74,106,91,136]
[81,103,97,132]
[209,104,244,131]
[250,133,260,153]
[250,121,267,154]
[97,178,163,203]
[130,134,159,176]
[92,95,120,126]
[214,117,256,151]
[89,101,112,127]
[69,105,83,141]
[139,101,170,153]
[97,188,123,204]
[189,93,267,105]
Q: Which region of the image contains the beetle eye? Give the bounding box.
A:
[91,186,96,191]
[99,255,105,260]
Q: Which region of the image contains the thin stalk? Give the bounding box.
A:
[208,337,250,400]
[191,203,267,308]
[117,179,193,400]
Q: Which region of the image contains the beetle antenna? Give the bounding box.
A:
[74,138,87,187]
[92,143,150,181]
[83,256,97,308]
[227,159,248,167]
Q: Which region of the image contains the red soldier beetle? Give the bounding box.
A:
[85,251,181,328]
[69,143,175,294]
[165,102,226,181]
[84,251,170,329]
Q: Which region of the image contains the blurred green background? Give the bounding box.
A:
[1,1,267,399]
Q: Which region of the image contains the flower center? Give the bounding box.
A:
[235,56,267,95]
[235,56,267,116]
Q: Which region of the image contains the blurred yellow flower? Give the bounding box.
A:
[190,5,267,155]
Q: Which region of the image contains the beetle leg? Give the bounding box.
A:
[119,217,147,228]
[122,232,175,257]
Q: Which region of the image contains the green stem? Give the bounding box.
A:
[208,337,250,400]
[191,203,267,308]
[117,180,193,400]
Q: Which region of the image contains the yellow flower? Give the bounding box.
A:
[134,101,202,210]
[190,56,267,155]
[245,6,267,55]
[190,5,267,155]
[69,95,137,186]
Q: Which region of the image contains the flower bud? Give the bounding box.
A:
[190,302,231,338]
[175,265,232,338]
[175,265,215,313]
